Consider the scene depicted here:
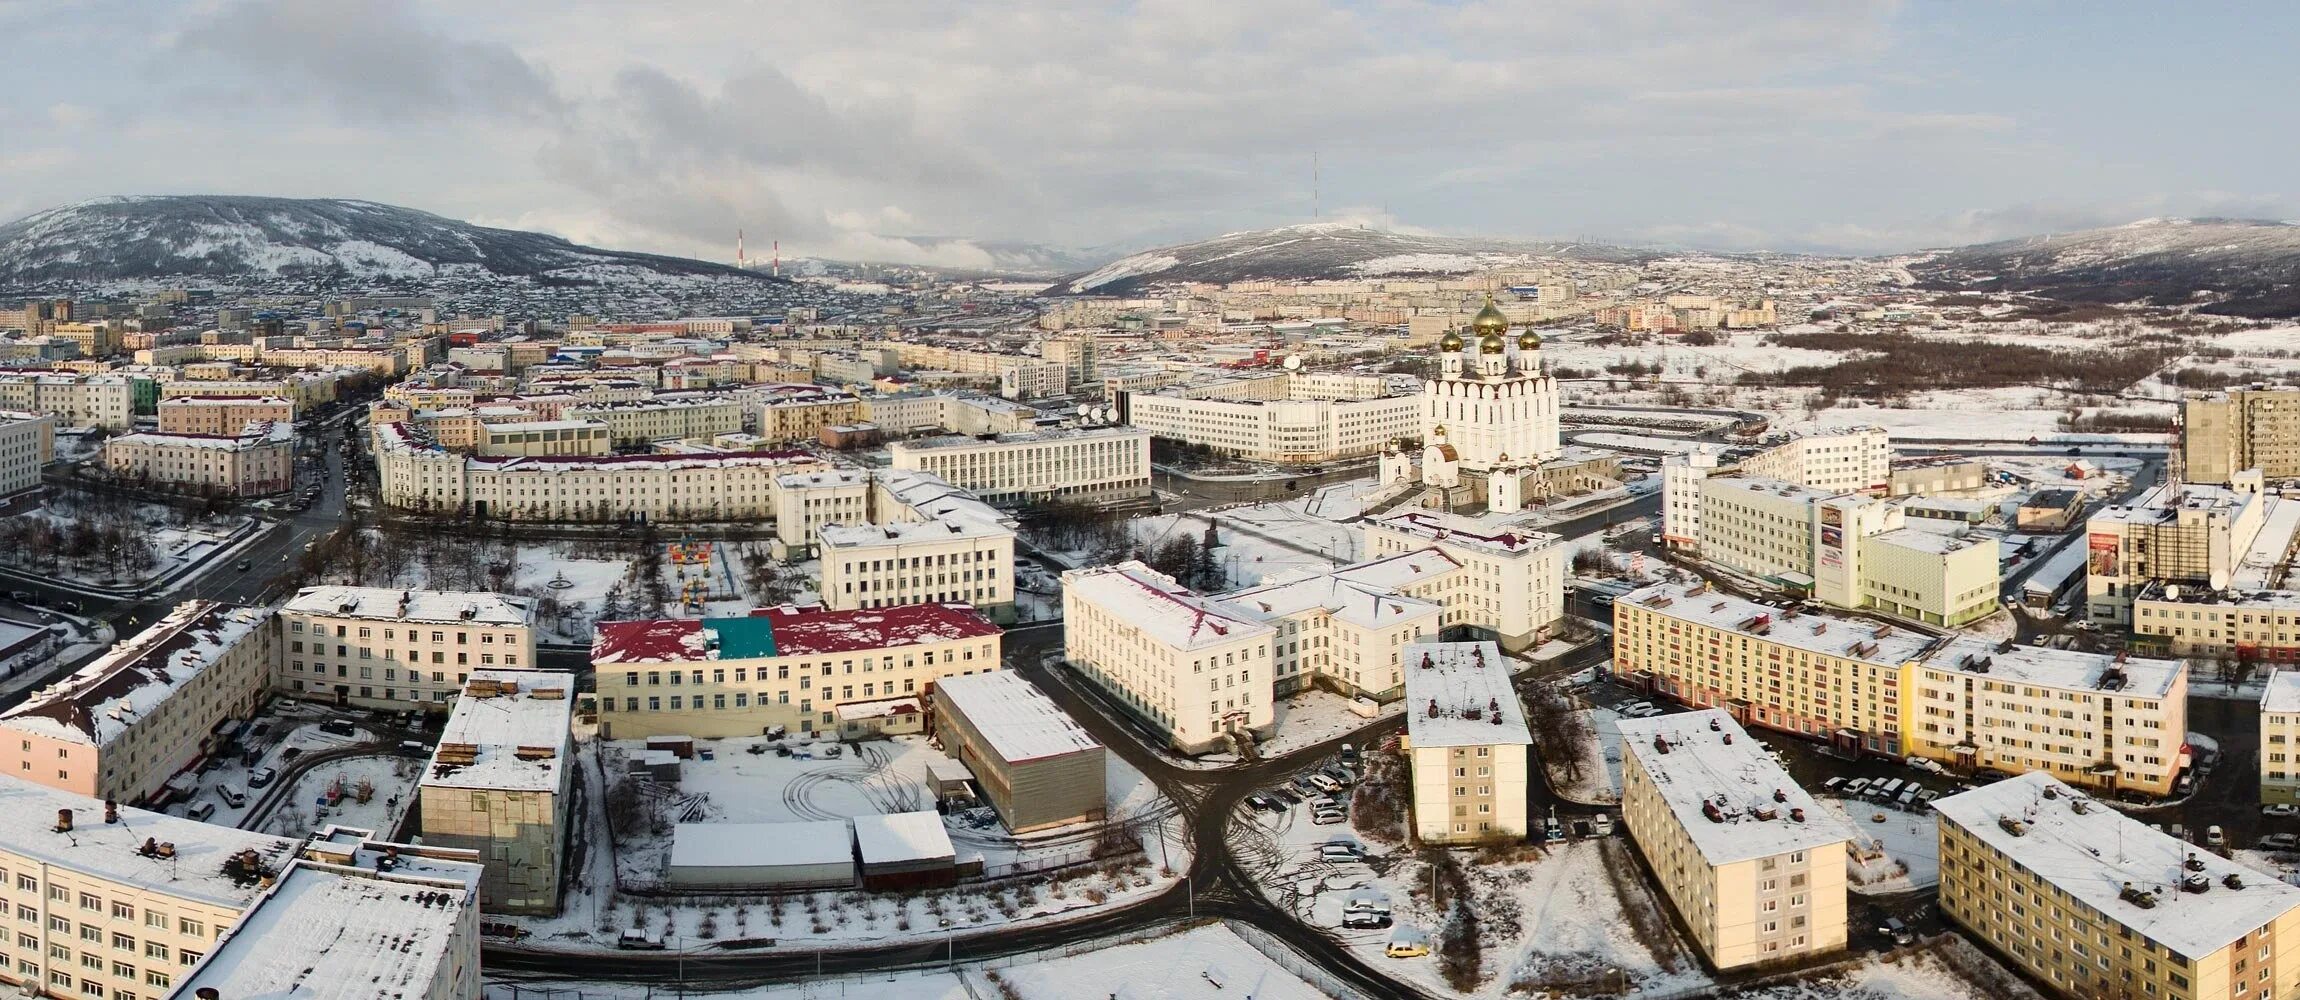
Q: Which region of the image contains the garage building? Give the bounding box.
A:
[932,671,1106,833]
[668,821,854,889]
[853,811,959,891]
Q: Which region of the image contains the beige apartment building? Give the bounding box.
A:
[0,410,53,498]
[2265,670,2300,805]
[0,373,133,430]
[888,426,1153,507]
[472,419,611,457]
[1936,771,2300,1000]
[102,421,294,496]
[154,395,295,435]
[276,586,536,712]
[0,602,272,806]
[1120,372,1420,465]
[1227,561,1444,699]
[1617,709,1852,970]
[1362,510,1568,652]
[1614,582,2191,795]
[0,776,300,1000]
[1401,641,1532,844]
[2131,583,2300,663]
[1061,561,1276,753]
[419,671,572,915]
[565,395,747,446]
[2186,386,2300,485]
[592,602,1004,739]
[374,420,827,521]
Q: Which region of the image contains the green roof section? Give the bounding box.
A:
[703,616,778,659]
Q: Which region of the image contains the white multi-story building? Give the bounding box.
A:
[1617,708,1852,970]
[102,420,294,496]
[1661,447,1721,547]
[1690,476,2000,627]
[1401,640,1531,844]
[0,372,132,429]
[0,601,272,805]
[565,395,748,446]
[276,586,536,711]
[0,409,53,498]
[2265,670,2300,805]
[374,420,827,521]
[1736,426,1892,495]
[888,426,1152,506]
[1361,509,1567,651]
[1227,565,1444,698]
[2086,474,2270,626]
[1120,374,1420,465]
[419,670,572,915]
[1061,561,1276,753]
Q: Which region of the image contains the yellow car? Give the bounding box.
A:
[1384,937,1429,959]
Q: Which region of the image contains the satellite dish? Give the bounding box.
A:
[1077,404,1093,416]
[1284,355,1304,371]
[1100,406,1117,422]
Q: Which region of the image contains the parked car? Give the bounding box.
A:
[1342,900,1393,929]
[1821,777,1847,794]
[1841,778,1871,797]
[1311,808,1348,825]
[2260,833,2300,851]
[1880,917,1915,946]
[1318,843,1363,863]
[1308,774,1342,794]
[218,787,247,808]
[1543,816,1565,843]
[1246,794,1282,814]
[1620,701,1656,718]
[186,802,216,822]
[248,767,278,788]
[1915,789,1940,809]
[2207,825,2227,848]
[319,719,357,738]
[1385,929,1430,959]
[2266,804,2300,818]
[616,930,667,950]
[1269,787,1301,805]
[1871,779,1903,800]
[1590,813,1615,837]
[1339,743,1360,765]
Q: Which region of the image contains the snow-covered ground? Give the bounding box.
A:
[168,708,388,828]
[508,732,1186,954]
[482,922,1334,1000]
[1820,798,1941,894]
[0,506,255,590]
[257,753,421,838]
[1547,707,1622,806]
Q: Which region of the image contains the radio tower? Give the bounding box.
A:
[736,230,748,269]
[772,240,780,278]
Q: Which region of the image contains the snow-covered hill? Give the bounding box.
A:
[1910,218,2300,317]
[0,195,774,286]
[1042,223,1655,295]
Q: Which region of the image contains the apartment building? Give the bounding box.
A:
[820,513,1015,621]
[565,395,747,446]
[276,586,536,712]
[1401,640,1531,844]
[0,410,53,498]
[2088,475,2270,626]
[1614,581,2192,795]
[2186,386,2300,484]
[2132,584,2300,662]
[0,373,133,429]
[154,395,295,436]
[174,831,484,1000]
[1692,477,1999,627]
[1361,510,1567,651]
[1226,562,1444,699]
[419,671,572,915]
[374,420,826,521]
[1061,561,1276,753]
[1617,709,1852,970]
[102,420,294,496]
[2266,670,2300,806]
[592,602,1004,739]
[0,776,300,1000]
[1936,772,2300,1000]
[1661,448,1722,546]
[888,426,1153,506]
[1737,426,1892,495]
[0,602,272,805]
[1120,376,1420,465]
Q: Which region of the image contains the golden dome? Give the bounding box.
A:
[1438,328,1465,351]
[1470,297,1509,334]
[1479,332,1507,354]
[1518,329,1541,350]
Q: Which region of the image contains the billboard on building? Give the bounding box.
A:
[2088,532,2120,576]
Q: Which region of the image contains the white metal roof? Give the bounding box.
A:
[1616,709,1854,866]
[934,671,1101,764]
[1401,641,1531,749]
[852,811,957,865]
[670,821,852,870]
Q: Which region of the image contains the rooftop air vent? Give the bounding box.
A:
[1998,816,2027,837]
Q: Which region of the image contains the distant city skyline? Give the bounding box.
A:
[1,1,2294,267]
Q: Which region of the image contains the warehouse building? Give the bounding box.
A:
[853,811,961,891]
[932,671,1106,833]
[1936,772,2300,1000]
[418,670,573,915]
[668,821,854,889]
[1617,709,1852,971]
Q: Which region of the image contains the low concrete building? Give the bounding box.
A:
[668,821,854,889]
[853,811,961,891]
[1617,709,1852,971]
[1401,640,1532,845]
[2016,488,2086,531]
[418,670,573,915]
[932,671,1106,833]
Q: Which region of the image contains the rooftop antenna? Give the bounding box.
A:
[737,229,747,269]
[772,240,780,278]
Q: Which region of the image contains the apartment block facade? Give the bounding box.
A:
[276,586,536,712]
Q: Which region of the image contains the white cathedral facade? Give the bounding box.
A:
[1378,298,1567,514]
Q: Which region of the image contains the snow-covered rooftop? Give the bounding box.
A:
[1062,561,1274,652]
[1702,474,1841,507]
[1617,709,1855,865]
[1917,636,2182,699]
[2092,482,2259,526]
[1871,525,1990,556]
[0,601,269,747]
[1366,509,1564,557]
[1619,581,1941,666]
[283,586,534,627]
[933,671,1101,764]
[0,773,298,907]
[2233,496,2300,591]
[592,603,1002,664]
[852,810,956,865]
[173,857,479,1000]
[2265,669,2300,715]
[671,821,852,870]
[1934,771,2300,961]
[1401,641,1531,749]
[1226,569,1444,632]
[421,670,572,793]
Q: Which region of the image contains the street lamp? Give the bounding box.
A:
[941,918,962,970]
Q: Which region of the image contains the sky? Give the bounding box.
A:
[1,1,2296,269]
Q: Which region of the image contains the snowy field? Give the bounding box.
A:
[0,506,254,590]
[481,922,1334,1000]
[258,753,421,838]
[1820,798,1941,893]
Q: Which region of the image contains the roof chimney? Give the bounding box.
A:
[104,798,117,825]
[54,809,72,833]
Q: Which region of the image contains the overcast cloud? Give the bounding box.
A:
[1,1,2295,266]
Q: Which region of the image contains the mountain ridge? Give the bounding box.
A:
[1907,217,2300,317]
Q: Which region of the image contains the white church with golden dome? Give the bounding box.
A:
[1380,298,1594,514]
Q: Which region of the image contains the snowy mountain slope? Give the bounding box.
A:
[1042,223,1656,295]
[0,195,774,285]
[1909,218,2300,317]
